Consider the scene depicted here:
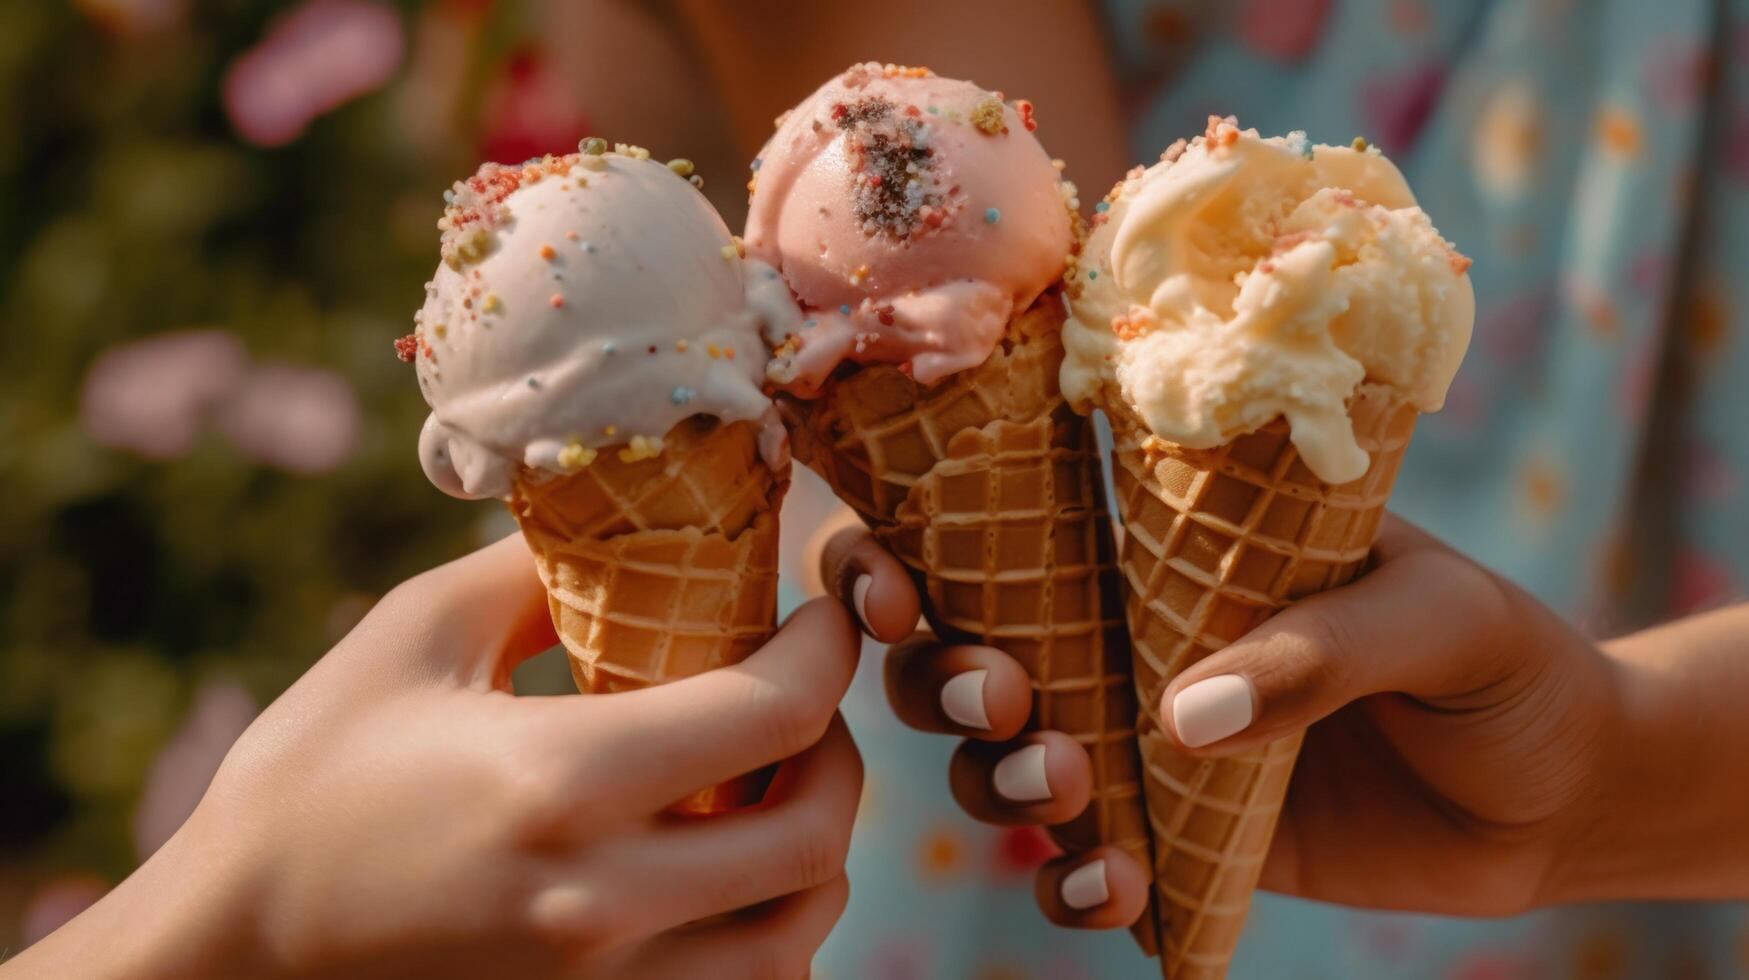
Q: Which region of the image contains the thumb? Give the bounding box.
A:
[1159,521,1525,755]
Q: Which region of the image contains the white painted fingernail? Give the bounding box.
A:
[1172,674,1255,748]
[993,743,1052,803]
[852,574,873,633]
[1061,859,1110,910]
[940,670,991,730]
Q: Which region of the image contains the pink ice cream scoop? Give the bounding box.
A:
[747,63,1076,394]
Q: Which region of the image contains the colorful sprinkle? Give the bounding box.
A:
[1087,269,1098,280]
[557,441,597,470]
[1352,136,1370,152]
[706,343,722,359]
[580,137,607,155]
[393,334,418,362]
[984,207,1001,224]
[1094,200,1110,213]
[1285,130,1313,160]
[670,386,696,405]
[839,304,852,315]
[482,293,502,314]
[539,244,556,261]
[433,323,447,339]
[602,424,617,437]
[565,231,579,241]
[526,377,540,388]
[667,158,695,177]
[1013,99,1037,132]
[750,157,762,171]
[617,434,663,463]
[675,339,690,352]
[721,244,739,260]
[549,293,565,308]
[970,97,1008,134]
[602,340,616,354]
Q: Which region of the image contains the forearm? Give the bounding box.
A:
[1559,602,1749,901]
[668,0,1130,194]
[3,813,264,979]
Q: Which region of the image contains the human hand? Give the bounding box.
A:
[814,526,1155,934]
[850,514,1623,931]
[10,534,865,980]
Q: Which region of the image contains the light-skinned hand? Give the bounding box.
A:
[9,534,866,980]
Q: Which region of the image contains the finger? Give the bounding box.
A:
[1032,846,1152,930]
[529,597,861,815]
[573,717,862,936]
[818,526,922,642]
[1158,528,1527,757]
[362,532,556,680]
[948,731,1092,827]
[883,634,1031,741]
[629,875,850,980]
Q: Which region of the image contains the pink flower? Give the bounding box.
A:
[223,0,404,147]
[80,330,250,460]
[477,47,592,165]
[215,362,360,474]
[20,874,109,947]
[133,681,259,859]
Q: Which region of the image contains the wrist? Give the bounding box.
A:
[1545,633,1722,904]
[1538,643,1636,906]
[9,806,271,979]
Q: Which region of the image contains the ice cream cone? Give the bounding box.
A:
[1107,383,1417,979]
[509,416,788,814]
[788,301,1160,952]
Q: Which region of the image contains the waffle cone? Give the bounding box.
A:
[788,300,1159,952]
[508,415,787,813]
[1107,383,1418,979]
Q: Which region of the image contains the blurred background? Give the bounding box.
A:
[0,0,763,955]
[2,1,1747,978]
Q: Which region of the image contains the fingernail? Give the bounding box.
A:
[852,574,873,633]
[1061,859,1110,910]
[1172,674,1255,748]
[940,670,990,730]
[993,743,1051,803]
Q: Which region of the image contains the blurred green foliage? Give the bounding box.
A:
[0,2,505,881]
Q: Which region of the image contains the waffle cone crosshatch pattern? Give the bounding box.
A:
[1110,384,1418,977]
[790,300,1162,952]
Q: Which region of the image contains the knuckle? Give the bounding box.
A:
[790,809,851,888]
[500,759,583,844]
[1252,612,1353,700]
[523,883,617,961]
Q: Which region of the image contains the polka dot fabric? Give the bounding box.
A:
[799,0,1749,974]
